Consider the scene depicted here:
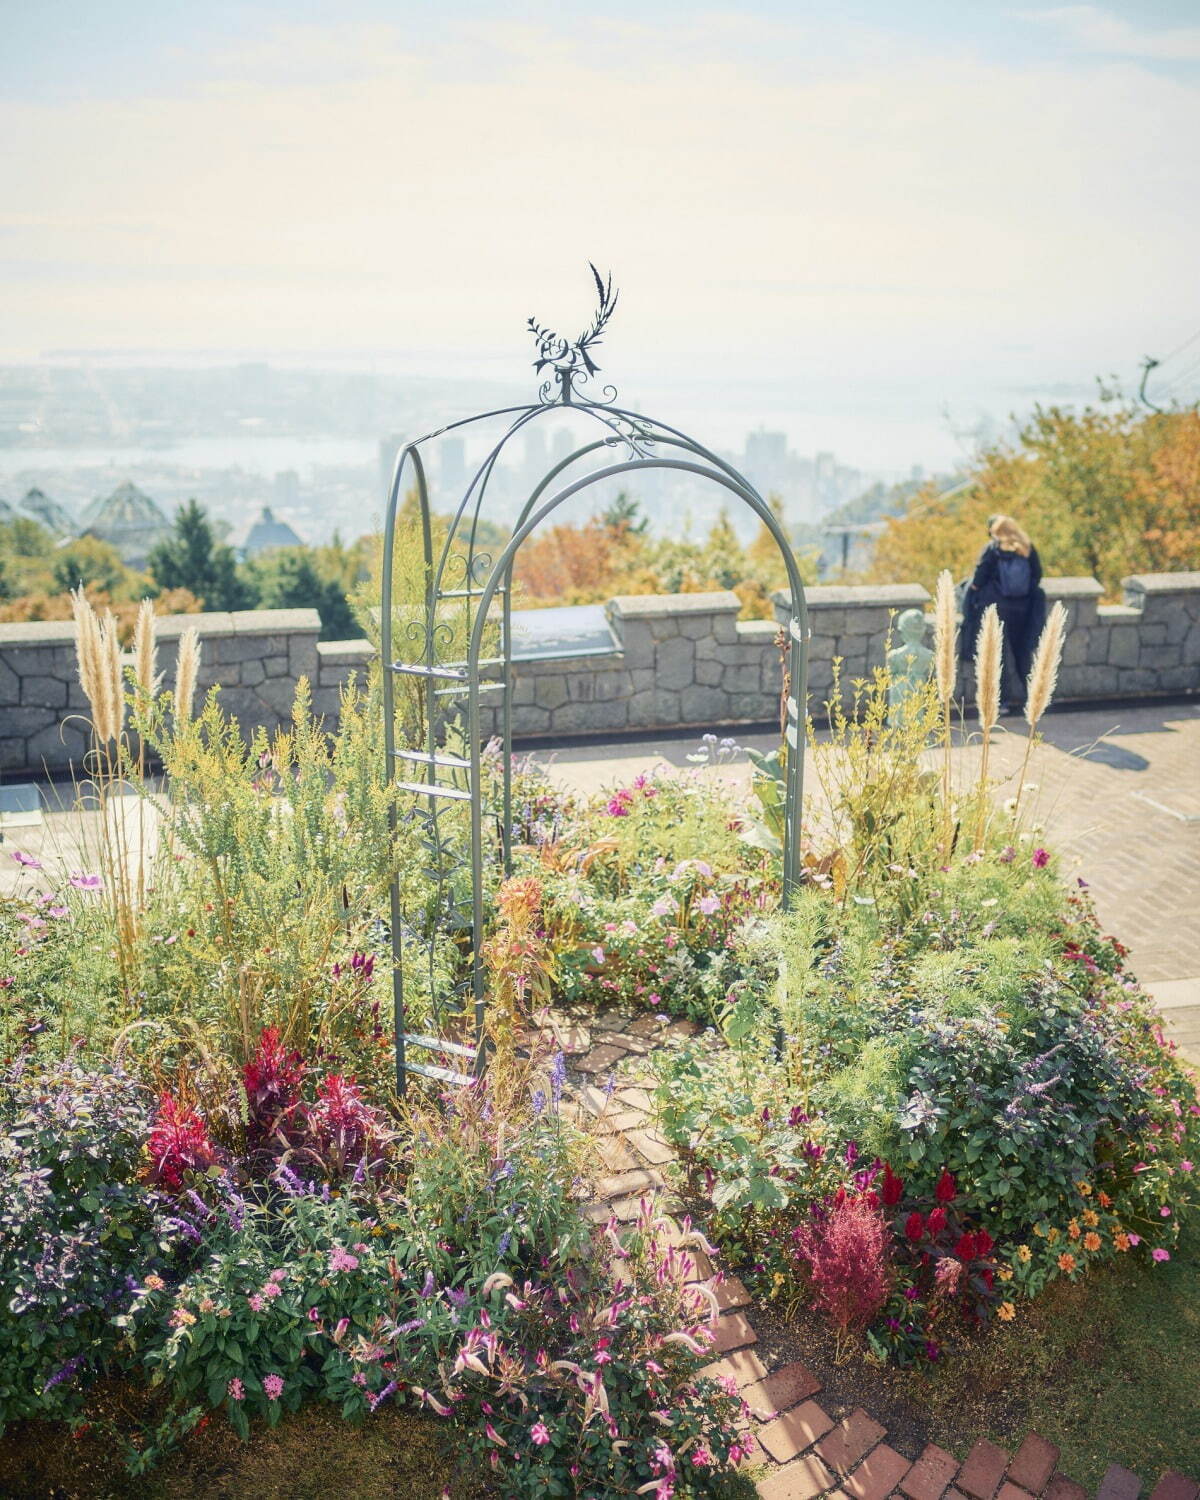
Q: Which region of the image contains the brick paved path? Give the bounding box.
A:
[534,1002,1199,1500]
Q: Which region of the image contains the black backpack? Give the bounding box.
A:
[996,550,1032,599]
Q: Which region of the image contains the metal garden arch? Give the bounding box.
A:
[381,268,810,1092]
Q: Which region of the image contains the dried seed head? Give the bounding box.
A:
[71,588,105,734]
[134,598,158,698]
[934,569,957,702]
[1026,601,1068,729]
[101,611,125,743]
[175,628,200,722]
[975,604,1002,735]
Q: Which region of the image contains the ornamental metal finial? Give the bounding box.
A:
[528,263,619,404]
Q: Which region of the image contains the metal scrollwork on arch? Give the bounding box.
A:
[380,267,811,1097]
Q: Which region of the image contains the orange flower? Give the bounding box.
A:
[1083,1232,1102,1252]
[1098,1191,1113,1208]
[1114,1232,1130,1252]
[1047,1227,1060,1245]
[1081,1210,1099,1228]
[1067,1218,1081,1240]
[1057,1252,1077,1273]
[997,1301,1016,1321]
[1016,1244,1032,1263]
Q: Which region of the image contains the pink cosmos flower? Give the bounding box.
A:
[696,894,720,916]
[227,1378,245,1401]
[263,1373,285,1399]
[69,871,103,890]
[1032,849,1049,868]
[531,1421,551,1446]
[650,897,675,918]
[1151,1248,1171,1262]
[1181,1160,1194,1171]
[11,850,41,868]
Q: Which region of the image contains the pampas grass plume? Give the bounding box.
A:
[1026,601,1068,729]
[934,570,957,702]
[175,628,200,721]
[975,605,1002,734]
[102,611,124,743]
[71,588,106,735]
[134,599,158,698]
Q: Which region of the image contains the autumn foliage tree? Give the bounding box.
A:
[867,399,1200,597]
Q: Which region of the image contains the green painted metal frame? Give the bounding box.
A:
[381,388,810,1096]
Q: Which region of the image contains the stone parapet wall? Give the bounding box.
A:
[3,574,1198,775]
[1,608,322,776]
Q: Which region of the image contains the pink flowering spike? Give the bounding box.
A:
[263,1373,285,1400]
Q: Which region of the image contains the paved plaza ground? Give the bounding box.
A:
[530,697,1200,1068]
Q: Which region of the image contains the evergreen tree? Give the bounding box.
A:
[241,546,358,640]
[147,500,249,610]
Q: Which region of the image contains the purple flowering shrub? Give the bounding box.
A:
[0,1057,185,1429]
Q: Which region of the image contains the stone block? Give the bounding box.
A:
[0,619,78,648]
[263,654,289,677]
[255,676,299,719]
[0,738,26,770]
[1140,644,1182,670]
[534,676,569,711]
[592,671,631,703]
[648,613,680,640]
[680,684,728,723]
[288,636,320,680]
[25,721,87,768]
[511,704,551,734]
[0,657,18,704]
[216,633,287,664]
[154,610,235,641]
[730,691,771,719]
[1116,668,1160,694]
[695,656,723,687]
[3,705,55,736]
[1107,627,1139,667]
[241,658,266,686]
[216,686,266,723]
[568,672,594,703]
[553,699,626,733]
[1086,631,1112,664]
[0,646,62,680]
[957,1440,1010,1500]
[1158,663,1200,691]
[510,675,535,706]
[1061,628,1088,666]
[627,687,678,726]
[1043,577,1103,627]
[19,675,67,708]
[816,1409,887,1475]
[655,634,695,691]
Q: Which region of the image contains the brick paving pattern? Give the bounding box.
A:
[533,996,1200,1500]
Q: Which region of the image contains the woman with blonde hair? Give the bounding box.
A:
[960,513,1046,714]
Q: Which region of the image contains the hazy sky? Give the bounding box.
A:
[2,1,1199,408]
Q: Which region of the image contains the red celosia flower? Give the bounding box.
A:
[881,1164,904,1207]
[973,1228,994,1258]
[934,1170,957,1203]
[309,1073,386,1174]
[926,1207,947,1235]
[242,1027,307,1156]
[904,1212,925,1241]
[954,1232,977,1261]
[794,1197,893,1334]
[147,1093,219,1190]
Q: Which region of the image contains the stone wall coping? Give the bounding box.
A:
[735,619,779,641]
[1098,604,1142,621]
[0,618,78,646]
[607,590,741,619]
[1123,572,1200,594]
[775,583,931,608]
[317,638,375,664]
[154,611,236,640]
[230,607,322,633]
[1043,577,1105,599]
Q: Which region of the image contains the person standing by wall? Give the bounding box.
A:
[960,515,1046,714]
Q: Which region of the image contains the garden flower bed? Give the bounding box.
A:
[1,596,1197,1494]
